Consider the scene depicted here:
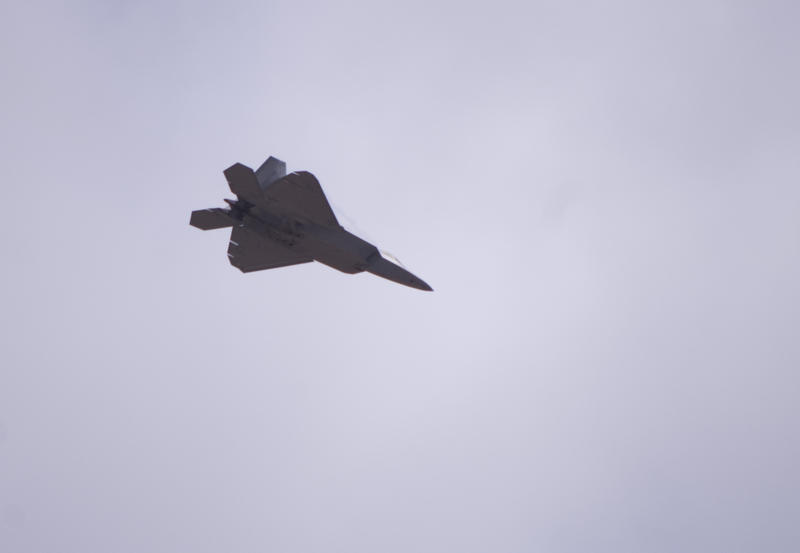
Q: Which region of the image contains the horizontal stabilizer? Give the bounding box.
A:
[224,163,263,205]
[190,208,234,230]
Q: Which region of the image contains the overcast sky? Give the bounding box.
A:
[1,1,799,552]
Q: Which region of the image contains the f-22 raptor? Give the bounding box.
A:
[190,156,432,291]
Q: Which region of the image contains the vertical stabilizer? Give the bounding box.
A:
[256,156,287,191]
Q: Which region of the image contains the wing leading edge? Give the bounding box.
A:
[224,159,339,229]
[263,171,339,228]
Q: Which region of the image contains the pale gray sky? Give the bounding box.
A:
[1,1,799,552]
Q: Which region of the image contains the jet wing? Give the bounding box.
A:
[227,226,312,273]
[263,171,339,228]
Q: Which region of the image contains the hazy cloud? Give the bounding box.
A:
[1,1,798,552]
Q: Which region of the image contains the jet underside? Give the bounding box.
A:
[190,156,432,291]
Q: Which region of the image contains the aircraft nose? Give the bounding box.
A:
[365,256,433,291]
[414,279,434,292]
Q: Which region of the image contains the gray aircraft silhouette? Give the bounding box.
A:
[190,156,432,291]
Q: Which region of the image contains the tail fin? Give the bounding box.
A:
[224,163,263,205]
[255,156,287,191]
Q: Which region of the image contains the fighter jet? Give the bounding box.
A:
[190,156,432,291]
